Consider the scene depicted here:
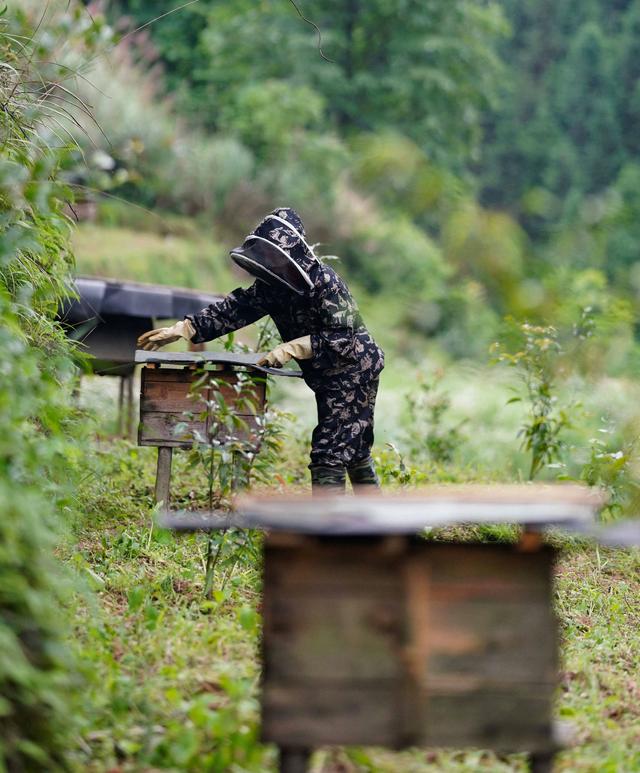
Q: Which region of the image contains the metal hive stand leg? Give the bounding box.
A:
[126,372,134,440]
[118,375,125,437]
[529,751,555,773]
[279,747,311,773]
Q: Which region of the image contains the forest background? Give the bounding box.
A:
[2,0,640,771]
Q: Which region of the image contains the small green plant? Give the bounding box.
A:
[379,442,414,486]
[374,443,431,487]
[403,371,467,465]
[255,318,280,354]
[491,322,575,480]
[179,366,287,598]
[577,420,640,521]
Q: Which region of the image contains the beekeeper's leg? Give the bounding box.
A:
[309,376,380,494]
[346,377,380,492]
[309,384,347,494]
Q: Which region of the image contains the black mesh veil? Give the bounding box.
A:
[230,215,316,294]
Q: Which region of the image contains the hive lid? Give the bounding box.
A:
[61,276,224,322]
[135,349,303,378]
[162,484,606,535]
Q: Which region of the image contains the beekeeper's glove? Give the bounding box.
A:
[137,319,195,351]
[257,335,312,368]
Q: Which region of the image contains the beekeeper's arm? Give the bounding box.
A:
[138,282,269,350]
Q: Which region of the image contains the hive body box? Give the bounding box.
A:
[166,486,604,772]
[263,536,555,752]
[138,364,266,448]
[136,351,302,507]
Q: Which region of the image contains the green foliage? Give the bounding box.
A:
[350,132,464,230]
[554,546,640,771]
[605,164,640,281]
[180,366,290,597]
[0,307,80,772]
[65,0,640,361]
[403,373,467,465]
[111,0,506,171]
[551,22,622,196]
[89,0,514,331]
[66,17,454,302]
[4,3,640,771]
[492,322,573,480]
[71,219,237,294]
[163,135,255,218]
[442,200,529,315]
[65,44,257,218]
[375,444,421,488]
[479,1,640,225]
[473,1,640,343]
[66,423,640,770]
[66,441,272,771]
[490,312,640,497]
[335,198,448,296]
[0,4,103,768]
[219,80,325,163]
[578,421,640,522]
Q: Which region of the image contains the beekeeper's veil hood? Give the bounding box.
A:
[230,207,317,294]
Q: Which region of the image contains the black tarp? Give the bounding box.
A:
[59,277,223,374]
[60,276,222,325]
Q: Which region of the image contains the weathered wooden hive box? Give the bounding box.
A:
[136,351,302,508]
[262,535,555,751]
[138,360,266,448]
[165,477,608,770]
[229,486,603,756]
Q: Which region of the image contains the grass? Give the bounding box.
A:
[62,437,640,772]
[554,546,640,771]
[72,222,238,294]
[66,443,271,771]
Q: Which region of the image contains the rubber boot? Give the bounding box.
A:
[347,456,380,493]
[309,464,346,496]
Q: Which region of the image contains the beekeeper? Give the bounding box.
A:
[138,207,384,493]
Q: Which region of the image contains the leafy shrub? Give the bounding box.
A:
[182,347,292,597]
[264,132,350,216]
[0,5,97,768]
[350,132,461,222]
[0,299,81,771]
[61,38,254,220]
[403,373,467,465]
[165,135,254,217]
[219,79,325,162]
[577,420,640,521]
[491,322,572,480]
[332,187,449,296]
[442,200,530,316]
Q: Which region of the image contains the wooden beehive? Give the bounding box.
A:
[138,364,266,448]
[261,535,557,752]
[164,484,606,769]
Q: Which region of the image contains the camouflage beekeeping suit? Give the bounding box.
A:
[186,207,384,491]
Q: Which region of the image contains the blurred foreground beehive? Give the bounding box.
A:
[167,485,607,773]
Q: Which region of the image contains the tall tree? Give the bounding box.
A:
[106,0,506,171]
[551,22,622,197]
[479,0,632,233]
[617,3,640,159]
